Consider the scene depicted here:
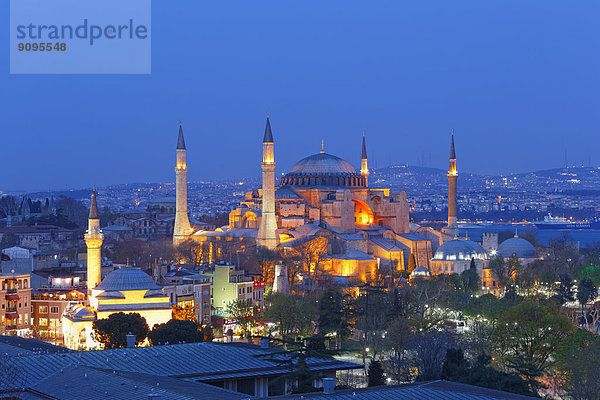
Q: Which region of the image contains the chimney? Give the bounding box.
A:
[260,338,269,349]
[322,377,336,394]
[126,333,136,348]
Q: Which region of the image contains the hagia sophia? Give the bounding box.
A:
[172,117,539,288]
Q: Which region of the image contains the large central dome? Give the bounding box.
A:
[290,153,357,175]
[280,152,365,188]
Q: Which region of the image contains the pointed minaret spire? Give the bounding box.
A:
[263,115,274,143]
[173,123,193,245]
[320,140,325,154]
[449,129,456,160]
[177,121,186,150]
[89,187,98,219]
[258,115,278,249]
[85,186,103,294]
[361,131,367,159]
[360,131,369,187]
[445,129,458,231]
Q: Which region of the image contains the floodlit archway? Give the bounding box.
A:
[353,199,373,226]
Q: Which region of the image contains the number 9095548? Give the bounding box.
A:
[18,43,67,51]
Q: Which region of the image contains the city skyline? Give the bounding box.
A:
[1,1,598,190]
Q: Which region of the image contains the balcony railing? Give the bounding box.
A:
[6,288,17,294]
[6,306,17,313]
[5,324,17,330]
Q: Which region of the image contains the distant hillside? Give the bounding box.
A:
[370,165,600,193]
[370,165,486,193]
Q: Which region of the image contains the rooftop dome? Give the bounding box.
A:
[433,239,488,262]
[290,153,356,175]
[497,237,536,259]
[95,267,160,291]
[280,152,365,188]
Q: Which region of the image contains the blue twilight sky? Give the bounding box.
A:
[0,1,599,191]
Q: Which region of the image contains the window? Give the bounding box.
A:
[39,305,48,313]
[50,306,59,314]
[39,318,49,326]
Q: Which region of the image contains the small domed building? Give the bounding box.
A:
[496,235,537,266]
[63,192,172,350]
[430,238,488,276]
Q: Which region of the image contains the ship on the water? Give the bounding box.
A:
[535,214,600,230]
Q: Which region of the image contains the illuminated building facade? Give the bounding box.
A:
[0,273,31,336]
[177,117,422,282]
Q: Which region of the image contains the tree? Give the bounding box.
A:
[263,293,304,343]
[411,331,456,381]
[55,196,89,228]
[488,255,510,293]
[286,236,328,292]
[544,233,580,275]
[573,264,600,287]
[317,288,351,347]
[92,312,149,349]
[463,293,516,321]
[407,253,416,274]
[201,324,214,342]
[367,360,385,387]
[576,278,598,319]
[557,329,600,400]
[148,319,204,345]
[226,299,254,335]
[281,252,303,290]
[385,317,413,383]
[469,257,476,271]
[441,348,536,396]
[172,304,196,321]
[460,268,480,294]
[556,273,575,304]
[253,247,280,287]
[493,300,574,388]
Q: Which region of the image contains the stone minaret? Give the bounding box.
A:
[257,116,278,250]
[360,131,369,186]
[173,123,193,246]
[85,188,103,294]
[447,129,458,228]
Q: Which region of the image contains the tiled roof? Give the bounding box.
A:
[370,238,409,252]
[5,342,360,390]
[27,366,246,400]
[279,380,537,400]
